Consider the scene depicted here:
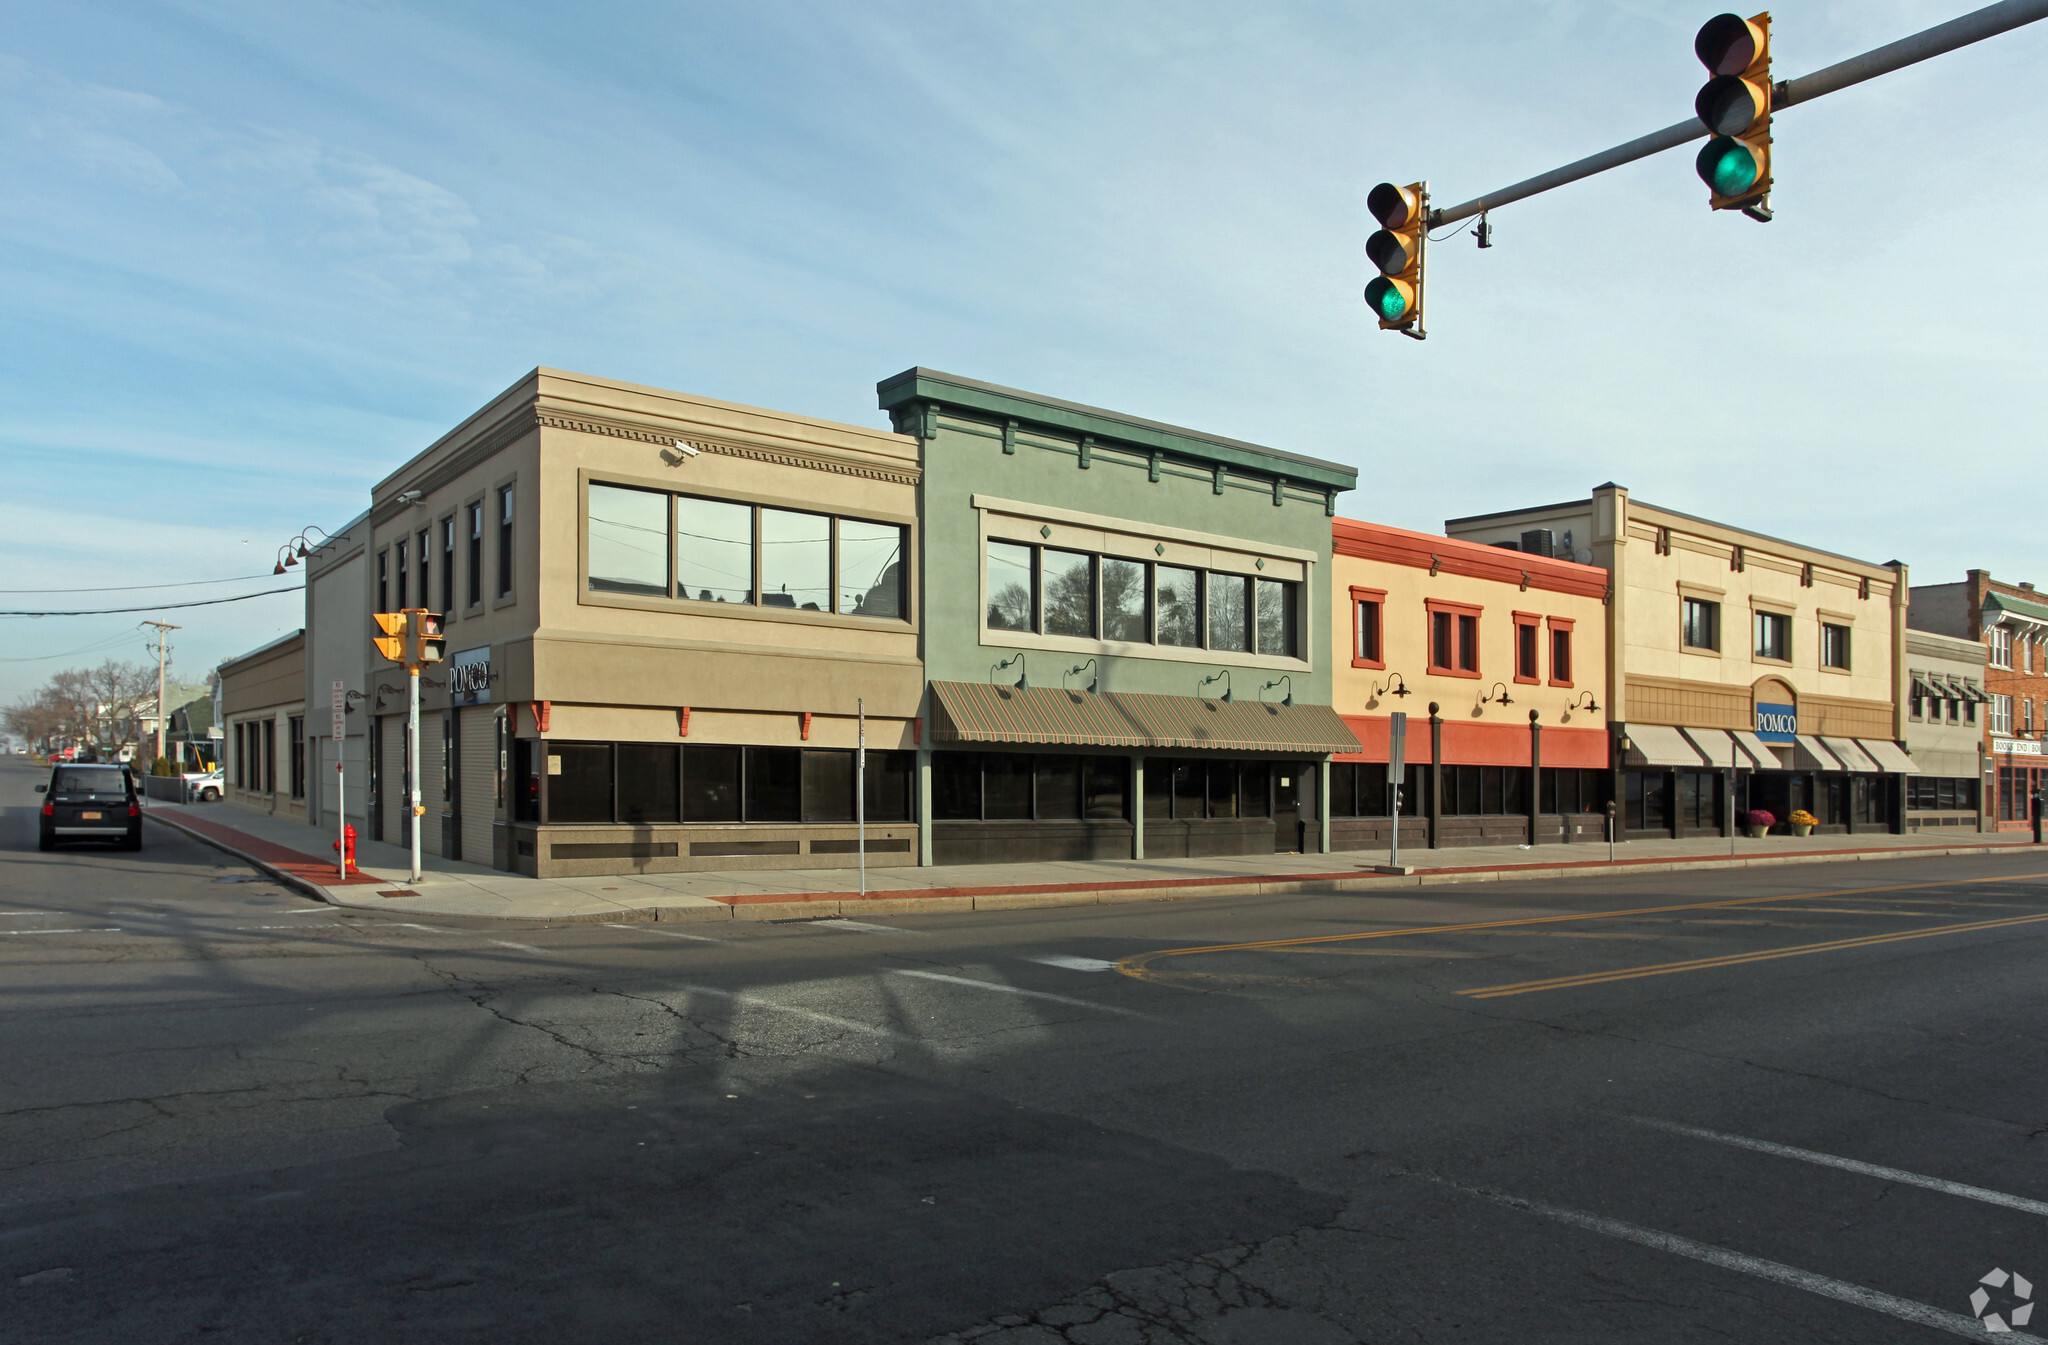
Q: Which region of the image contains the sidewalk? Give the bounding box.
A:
[141,800,2043,924]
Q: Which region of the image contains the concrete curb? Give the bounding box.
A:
[146,804,2043,924]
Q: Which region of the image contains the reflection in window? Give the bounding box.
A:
[1208,573,1250,653]
[676,497,754,603]
[1102,559,1147,642]
[588,484,670,596]
[1156,567,1200,646]
[1042,549,1094,638]
[837,520,905,618]
[683,745,741,821]
[1256,578,1296,657]
[760,508,830,611]
[987,541,1035,631]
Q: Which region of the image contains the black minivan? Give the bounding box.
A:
[36,764,142,851]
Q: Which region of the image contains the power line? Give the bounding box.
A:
[0,587,304,617]
[0,572,291,595]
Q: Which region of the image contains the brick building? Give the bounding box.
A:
[1909,571,2048,829]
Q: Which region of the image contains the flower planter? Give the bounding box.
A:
[1791,823,1815,837]
[1745,824,1769,839]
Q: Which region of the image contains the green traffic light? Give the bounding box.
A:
[1696,136,1761,198]
[1364,276,1413,322]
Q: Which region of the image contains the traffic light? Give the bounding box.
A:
[1364,181,1427,337]
[372,612,408,665]
[1693,12,1772,219]
[411,611,445,666]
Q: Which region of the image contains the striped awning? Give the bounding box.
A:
[1794,735,1845,771]
[928,680,1362,754]
[1682,727,1768,770]
[1732,730,1784,767]
[1622,723,1705,768]
[1859,739,1921,774]
[1822,736,1882,772]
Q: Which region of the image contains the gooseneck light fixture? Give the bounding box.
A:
[1197,670,1233,703]
[1062,658,1099,693]
[1373,672,1413,699]
[1259,675,1294,707]
[991,653,1029,689]
[1567,691,1602,715]
[1480,681,1514,707]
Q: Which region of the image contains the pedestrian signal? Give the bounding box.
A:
[410,610,446,666]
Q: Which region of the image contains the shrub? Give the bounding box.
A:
[149,756,177,777]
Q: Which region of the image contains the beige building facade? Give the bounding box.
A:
[1447,485,1912,837]
[1901,628,1989,833]
[218,630,307,821]
[344,368,924,877]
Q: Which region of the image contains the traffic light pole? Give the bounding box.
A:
[408,666,422,883]
[1425,0,2048,230]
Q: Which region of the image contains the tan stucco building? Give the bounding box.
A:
[1446,485,1912,837]
[219,630,306,820]
[1900,627,1989,833]
[341,368,924,877]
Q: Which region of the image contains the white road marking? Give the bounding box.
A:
[1627,1115,2048,1218]
[679,984,918,1041]
[1439,1176,2040,1342]
[488,939,547,954]
[394,923,455,933]
[888,968,1151,1018]
[0,928,121,936]
[1028,954,1119,972]
[813,919,922,936]
[604,922,724,943]
[283,908,331,915]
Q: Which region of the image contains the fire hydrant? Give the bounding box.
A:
[332,824,358,876]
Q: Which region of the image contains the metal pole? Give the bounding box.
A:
[408,667,422,883]
[1730,743,1738,858]
[857,697,867,897]
[1607,800,1617,864]
[1427,0,2048,228]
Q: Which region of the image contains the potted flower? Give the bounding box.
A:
[1788,808,1818,837]
[1743,809,1774,839]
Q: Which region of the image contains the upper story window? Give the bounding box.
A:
[592,483,907,620]
[1427,603,1481,676]
[1990,693,2012,735]
[1990,625,2012,668]
[1550,623,1573,685]
[377,551,389,613]
[395,539,409,609]
[1754,610,1791,662]
[1820,622,1852,670]
[986,538,1297,658]
[1352,589,1384,667]
[1514,615,1540,683]
[497,486,515,598]
[416,529,431,616]
[440,517,455,613]
[1682,597,1720,651]
[466,503,483,608]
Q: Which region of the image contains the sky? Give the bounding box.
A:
[1,0,2042,707]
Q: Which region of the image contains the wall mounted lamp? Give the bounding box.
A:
[1197,670,1233,703]
[1259,674,1294,707]
[1062,658,1098,693]
[1567,691,1602,715]
[991,653,1029,689]
[1373,672,1413,698]
[1480,681,1514,706]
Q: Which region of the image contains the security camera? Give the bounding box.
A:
[672,439,700,457]
[395,489,424,506]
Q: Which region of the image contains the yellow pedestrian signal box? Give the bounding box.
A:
[412,611,446,666]
[1364,181,1427,337]
[1694,12,1772,218]
[372,612,408,665]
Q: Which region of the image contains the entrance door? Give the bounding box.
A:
[1273,764,1302,852]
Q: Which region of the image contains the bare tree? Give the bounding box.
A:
[2,688,67,753]
[39,660,158,759]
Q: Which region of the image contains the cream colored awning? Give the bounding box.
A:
[1682,727,1767,770]
[1732,730,1785,768]
[1823,737,1882,772]
[927,681,1362,755]
[1793,735,1845,771]
[1859,739,1921,774]
[1624,723,1706,768]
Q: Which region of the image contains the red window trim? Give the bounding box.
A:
[1425,598,1483,679]
[1546,615,1576,689]
[1512,610,1542,685]
[1350,585,1387,669]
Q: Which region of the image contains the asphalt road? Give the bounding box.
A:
[3,752,2046,1343]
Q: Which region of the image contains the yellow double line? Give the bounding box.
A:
[1114,870,2048,987]
[1459,909,2048,998]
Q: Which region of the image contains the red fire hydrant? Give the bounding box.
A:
[332,824,358,877]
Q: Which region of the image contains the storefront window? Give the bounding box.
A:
[683,745,741,821]
[1035,755,1082,819]
[588,484,671,596]
[838,520,905,618]
[1172,760,1206,818]
[933,753,981,820]
[548,743,614,824]
[759,508,830,611]
[617,743,680,823]
[982,753,1034,819]
[987,542,1035,632]
[1103,559,1147,642]
[676,496,754,604]
[743,747,801,822]
[801,750,855,822]
[1086,758,1130,819]
[863,751,914,822]
[1239,763,1270,817]
[1207,760,1239,818]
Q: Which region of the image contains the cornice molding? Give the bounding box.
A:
[538,409,921,486]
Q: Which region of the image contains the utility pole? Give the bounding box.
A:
[143,620,180,767]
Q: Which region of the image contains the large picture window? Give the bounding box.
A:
[589,483,907,620]
[931,752,1133,821]
[984,539,1298,659]
[535,741,915,825]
